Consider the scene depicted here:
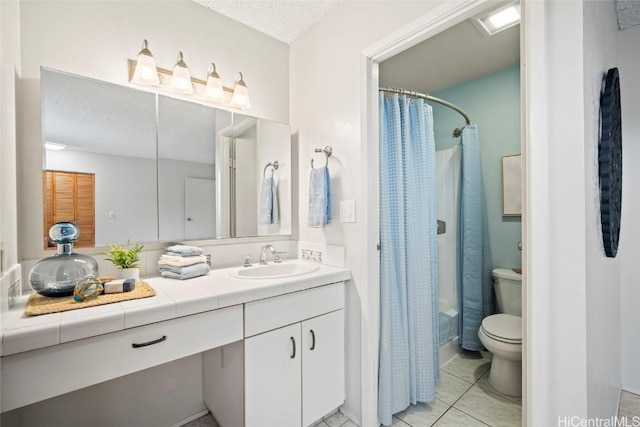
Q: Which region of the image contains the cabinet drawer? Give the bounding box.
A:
[244,282,344,337]
[2,305,243,412]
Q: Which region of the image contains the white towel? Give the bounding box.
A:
[166,245,204,257]
[159,263,210,280]
[158,254,208,267]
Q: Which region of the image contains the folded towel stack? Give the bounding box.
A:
[158,245,210,280]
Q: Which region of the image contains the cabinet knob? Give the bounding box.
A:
[310,329,316,351]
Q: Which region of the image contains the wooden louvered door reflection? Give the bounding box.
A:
[43,170,95,249]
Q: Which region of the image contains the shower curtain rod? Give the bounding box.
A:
[380,87,471,137]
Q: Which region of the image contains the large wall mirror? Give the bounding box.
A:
[41,68,291,248]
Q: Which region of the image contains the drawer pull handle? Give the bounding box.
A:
[310,329,316,351]
[132,335,167,348]
[290,337,296,359]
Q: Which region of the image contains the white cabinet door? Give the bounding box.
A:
[302,310,345,427]
[245,322,302,427]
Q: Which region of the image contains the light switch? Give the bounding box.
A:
[109,211,115,218]
[340,200,356,223]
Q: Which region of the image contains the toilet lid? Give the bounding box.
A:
[481,314,522,344]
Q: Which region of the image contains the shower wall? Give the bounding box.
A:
[431,65,522,270]
[436,144,461,345]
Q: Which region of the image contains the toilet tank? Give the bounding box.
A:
[492,268,522,316]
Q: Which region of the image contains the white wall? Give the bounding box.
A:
[583,0,622,419]
[18,0,289,261]
[290,2,451,422]
[620,24,640,394]
[1,0,20,273]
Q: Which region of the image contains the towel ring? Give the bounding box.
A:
[263,161,279,178]
[311,146,333,168]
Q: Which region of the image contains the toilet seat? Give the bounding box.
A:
[480,314,522,344]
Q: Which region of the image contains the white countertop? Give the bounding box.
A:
[1,260,351,357]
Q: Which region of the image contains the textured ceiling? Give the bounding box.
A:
[193,0,343,44]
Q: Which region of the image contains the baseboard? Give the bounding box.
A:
[171,409,210,427]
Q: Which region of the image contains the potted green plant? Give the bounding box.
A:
[100,242,144,281]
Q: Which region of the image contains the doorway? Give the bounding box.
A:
[361,1,542,426]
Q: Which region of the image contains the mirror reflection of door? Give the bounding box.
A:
[185,178,216,240]
[43,170,95,249]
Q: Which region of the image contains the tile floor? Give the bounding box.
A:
[619,390,640,421]
[183,413,219,427]
[390,350,522,427]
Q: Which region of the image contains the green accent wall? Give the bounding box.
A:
[432,65,522,270]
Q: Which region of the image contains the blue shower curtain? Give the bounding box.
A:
[378,93,439,426]
[457,125,495,351]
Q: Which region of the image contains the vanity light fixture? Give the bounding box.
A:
[169,52,194,95]
[45,142,66,151]
[204,62,225,101]
[128,41,249,109]
[131,40,160,86]
[472,2,520,36]
[231,72,251,109]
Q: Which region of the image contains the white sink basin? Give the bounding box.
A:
[230,261,319,279]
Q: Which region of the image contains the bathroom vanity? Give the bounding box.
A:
[0,260,350,426]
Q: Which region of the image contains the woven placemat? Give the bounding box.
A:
[24,281,156,316]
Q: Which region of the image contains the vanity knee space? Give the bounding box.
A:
[204,282,345,427]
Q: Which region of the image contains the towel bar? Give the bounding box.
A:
[311,146,332,168]
[263,161,279,178]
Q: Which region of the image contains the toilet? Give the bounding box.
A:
[478,268,522,397]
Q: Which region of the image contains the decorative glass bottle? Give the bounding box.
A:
[29,222,99,297]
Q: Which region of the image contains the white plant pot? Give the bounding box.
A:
[116,268,140,281]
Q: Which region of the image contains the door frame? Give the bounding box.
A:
[360,1,549,425]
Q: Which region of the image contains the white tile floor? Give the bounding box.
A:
[392,350,522,427]
[619,391,640,420]
[183,413,219,427]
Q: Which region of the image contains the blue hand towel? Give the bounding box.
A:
[159,262,210,280]
[259,177,279,224]
[308,166,331,227]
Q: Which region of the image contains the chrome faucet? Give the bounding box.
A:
[259,245,281,265]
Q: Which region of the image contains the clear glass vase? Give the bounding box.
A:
[29,222,99,297]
